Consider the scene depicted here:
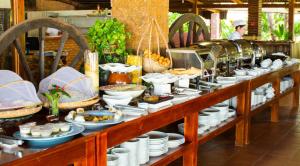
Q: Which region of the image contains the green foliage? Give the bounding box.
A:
[87,18,130,63]
[220,20,235,39]
[261,12,272,40]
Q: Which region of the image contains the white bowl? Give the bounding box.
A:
[104,89,145,98]
[167,133,185,148]
[260,59,272,68]
[103,95,132,107]
[234,70,247,76]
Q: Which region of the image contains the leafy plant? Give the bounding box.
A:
[220,20,235,39]
[42,85,70,116]
[87,18,130,63]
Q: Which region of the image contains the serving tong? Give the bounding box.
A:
[113,104,148,116]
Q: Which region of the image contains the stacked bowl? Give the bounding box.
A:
[147,131,169,157]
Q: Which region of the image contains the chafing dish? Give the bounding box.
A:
[250,41,267,63]
[169,47,216,80]
[198,40,240,76]
[231,39,255,67]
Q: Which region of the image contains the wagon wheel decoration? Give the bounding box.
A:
[0,18,89,86]
[169,13,210,48]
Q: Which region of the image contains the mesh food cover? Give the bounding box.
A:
[38,67,97,103]
[0,70,22,85]
[0,71,41,110]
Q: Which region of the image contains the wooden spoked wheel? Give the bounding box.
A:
[0,18,89,85]
[169,13,210,48]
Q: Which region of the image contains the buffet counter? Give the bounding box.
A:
[0,63,299,166]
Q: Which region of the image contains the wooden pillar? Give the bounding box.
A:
[247,0,262,38]
[288,0,295,41]
[210,12,220,40]
[193,0,199,15]
[11,0,25,74]
[111,0,169,51]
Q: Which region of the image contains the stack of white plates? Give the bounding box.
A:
[167,133,185,148]
[280,77,294,93]
[147,131,169,157]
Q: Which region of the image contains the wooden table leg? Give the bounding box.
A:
[271,78,280,122]
[293,85,299,109]
[183,111,198,166]
[97,132,108,166]
[236,87,247,146]
[292,71,300,109]
[271,102,279,122]
[85,136,97,166]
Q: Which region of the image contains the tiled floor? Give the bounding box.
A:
[171,94,300,166]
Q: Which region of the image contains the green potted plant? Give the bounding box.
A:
[87,18,130,63]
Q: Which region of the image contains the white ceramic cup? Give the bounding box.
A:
[137,135,150,164]
[203,109,221,127]
[107,154,119,166]
[198,113,210,127]
[211,104,229,121]
[111,148,130,166]
[120,139,139,166]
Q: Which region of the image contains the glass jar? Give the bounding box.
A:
[126,55,142,84]
[84,50,99,92]
[108,72,131,85]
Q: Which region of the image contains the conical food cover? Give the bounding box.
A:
[0,71,41,110]
[38,67,97,103]
[0,70,22,85]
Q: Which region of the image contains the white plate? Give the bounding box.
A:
[142,73,179,84]
[65,111,124,130]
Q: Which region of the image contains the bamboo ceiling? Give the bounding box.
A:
[55,0,300,11]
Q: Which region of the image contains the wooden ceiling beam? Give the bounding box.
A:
[185,0,203,5]
[50,0,80,7]
[231,0,244,4]
[197,3,300,8]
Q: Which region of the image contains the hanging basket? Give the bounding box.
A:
[137,18,172,73]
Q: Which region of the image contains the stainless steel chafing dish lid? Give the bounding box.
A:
[198,40,240,61]
[168,47,215,70]
[231,39,254,59]
[250,41,266,58]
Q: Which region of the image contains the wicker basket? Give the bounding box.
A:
[137,18,172,73]
[43,96,100,110]
[0,105,42,119]
[143,57,170,73]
